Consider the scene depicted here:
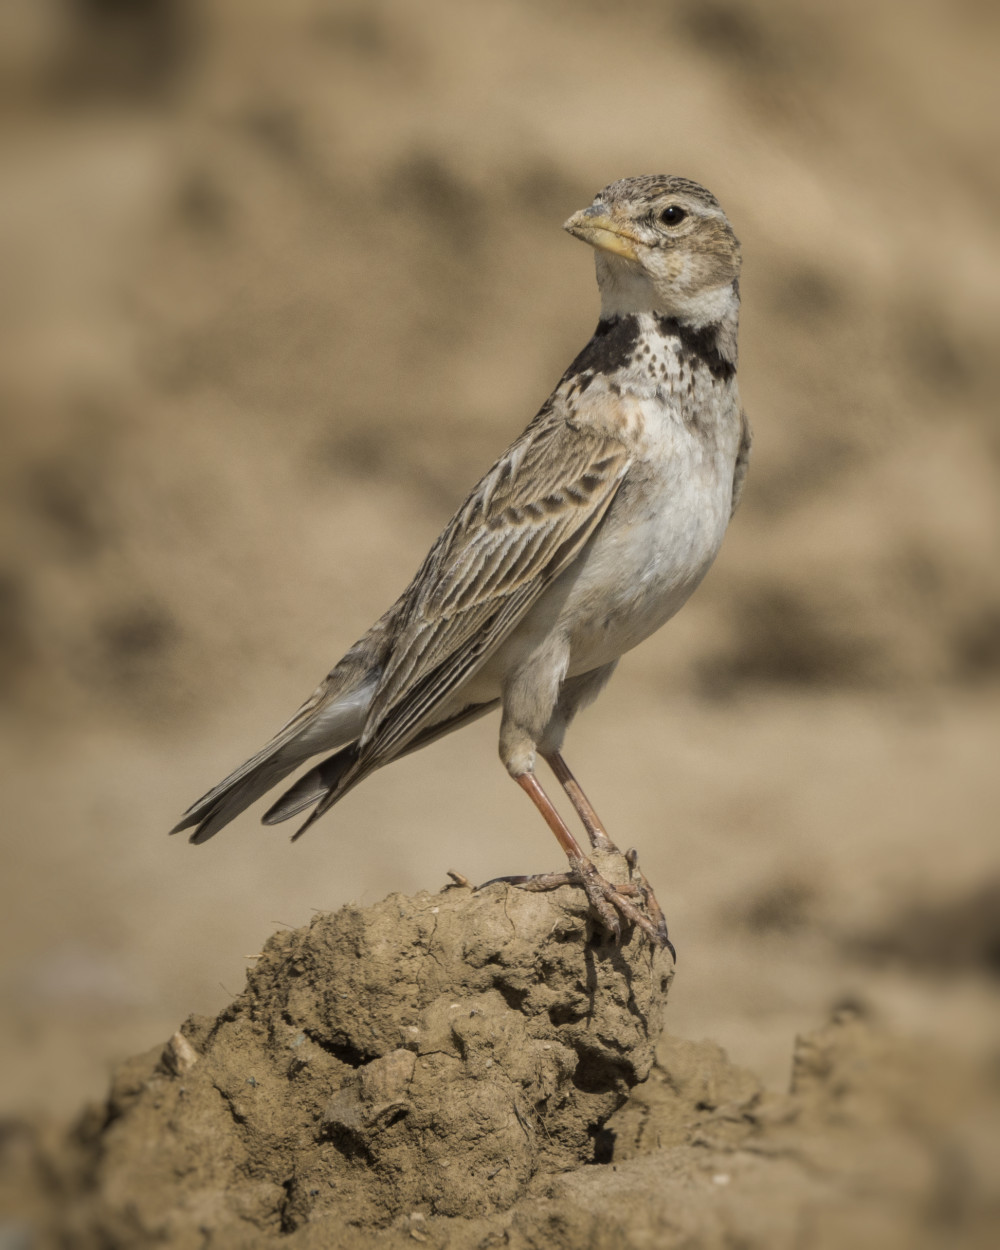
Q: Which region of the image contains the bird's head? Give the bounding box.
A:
[564,176,741,326]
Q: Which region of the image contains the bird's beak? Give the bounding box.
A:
[563,204,640,261]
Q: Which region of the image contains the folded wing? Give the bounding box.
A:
[174,408,631,843]
[279,415,631,837]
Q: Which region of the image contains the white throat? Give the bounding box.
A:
[595,253,740,330]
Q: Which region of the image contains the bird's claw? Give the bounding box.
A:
[622,849,675,958]
[484,855,674,956]
[573,856,673,952]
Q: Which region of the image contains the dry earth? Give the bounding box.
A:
[3,864,997,1248]
[1,0,998,1245]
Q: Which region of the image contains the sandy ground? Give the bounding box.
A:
[0,0,998,1241]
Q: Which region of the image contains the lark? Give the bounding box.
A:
[173,176,750,952]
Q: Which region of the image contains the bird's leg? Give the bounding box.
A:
[497,771,669,948]
[544,751,672,953]
[515,755,670,950]
[515,771,588,860]
[542,750,617,851]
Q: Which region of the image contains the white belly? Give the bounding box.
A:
[560,454,733,673]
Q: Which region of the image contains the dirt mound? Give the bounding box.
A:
[40,852,671,1246]
[4,856,997,1249]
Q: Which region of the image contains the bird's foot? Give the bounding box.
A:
[482,853,674,955]
[571,854,674,954]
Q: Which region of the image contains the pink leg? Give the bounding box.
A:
[486,771,673,950]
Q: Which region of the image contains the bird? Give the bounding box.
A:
[172,175,750,951]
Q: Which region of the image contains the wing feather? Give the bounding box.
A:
[352,417,630,773]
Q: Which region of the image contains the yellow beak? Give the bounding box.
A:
[563,207,640,261]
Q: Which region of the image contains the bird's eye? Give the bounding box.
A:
[659,206,687,226]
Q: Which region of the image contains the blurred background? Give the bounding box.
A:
[1,0,997,1122]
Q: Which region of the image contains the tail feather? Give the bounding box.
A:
[264,699,500,836]
[174,684,498,846]
[264,698,501,839]
[171,675,376,843]
[262,744,360,827]
[173,749,313,845]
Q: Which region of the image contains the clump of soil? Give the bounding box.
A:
[45,852,671,1246]
[5,856,997,1249]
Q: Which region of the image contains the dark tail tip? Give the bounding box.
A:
[263,743,361,830]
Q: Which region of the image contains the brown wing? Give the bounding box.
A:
[355,415,630,769]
